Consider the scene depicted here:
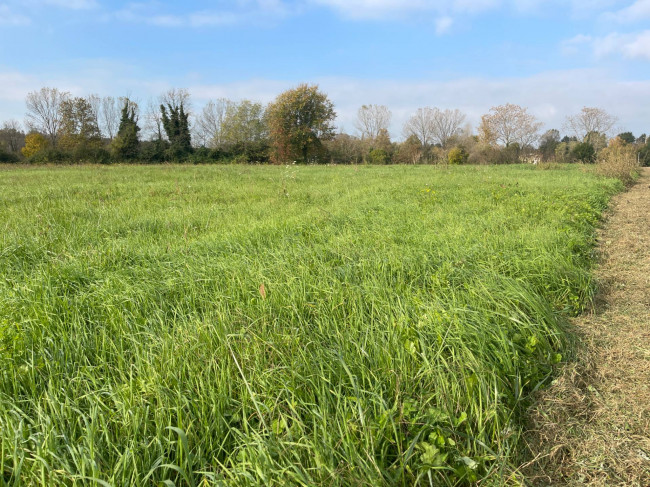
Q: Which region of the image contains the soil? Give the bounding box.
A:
[525,168,650,486]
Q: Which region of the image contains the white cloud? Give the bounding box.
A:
[435,15,453,35]
[112,0,289,27]
[41,0,98,9]
[186,70,650,137]
[560,33,592,54]
[0,4,30,24]
[306,0,620,19]
[604,0,650,23]
[593,30,650,60]
[308,0,498,19]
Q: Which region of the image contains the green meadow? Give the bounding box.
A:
[0,164,621,486]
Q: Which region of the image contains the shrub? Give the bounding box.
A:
[366,148,390,165]
[139,140,169,163]
[571,142,596,164]
[555,141,578,162]
[596,139,639,185]
[0,148,19,163]
[73,145,111,164]
[28,149,67,164]
[447,146,469,165]
[468,144,499,165]
[639,144,650,167]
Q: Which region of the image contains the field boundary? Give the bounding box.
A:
[524,168,650,486]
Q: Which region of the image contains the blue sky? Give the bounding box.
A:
[1,0,649,138]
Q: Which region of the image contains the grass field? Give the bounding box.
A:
[0,164,621,486]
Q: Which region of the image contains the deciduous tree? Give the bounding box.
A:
[431,108,466,148]
[0,120,25,153]
[267,84,336,163]
[355,104,391,141]
[21,132,49,158]
[100,96,121,140]
[194,98,233,148]
[539,129,560,161]
[221,100,267,148]
[478,103,542,147]
[25,87,69,147]
[565,107,617,140]
[403,107,436,150]
[58,96,102,152]
[394,135,422,164]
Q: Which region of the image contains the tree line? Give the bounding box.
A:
[1,84,649,167]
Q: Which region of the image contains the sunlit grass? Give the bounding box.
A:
[0,164,621,485]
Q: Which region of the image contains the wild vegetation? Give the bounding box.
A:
[0,164,622,485]
[1,86,649,169]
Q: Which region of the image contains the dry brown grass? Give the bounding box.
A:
[523,168,650,486]
[596,140,641,186]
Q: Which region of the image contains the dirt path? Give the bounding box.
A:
[526,168,650,486]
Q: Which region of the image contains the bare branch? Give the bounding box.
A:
[564,107,617,140]
[355,104,391,140]
[25,87,70,147]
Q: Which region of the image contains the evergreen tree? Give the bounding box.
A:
[161,102,192,160]
[111,99,140,160]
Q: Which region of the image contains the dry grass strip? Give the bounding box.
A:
[524,168,650,486]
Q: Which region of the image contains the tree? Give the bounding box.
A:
[478,103,542,147]
[21,132,49,158]
[403,108,436,151]
[394,135,422,164]
[58,96,102,152]
[0,120,25,153]
[539,129,560,161]
[565,107,617,140]
[325,132,364,164]
[637,134,646,145]
[160,88,191,113]
[100,96,121,140]
[111,99,140,160]
[221,100,267,147]
[571,142,596,163]
[194,98,232,148]
[25,87,70,147]
[373,128,392,153]
[616,132,635,144]
[555,140,578,162]
[161,101,192,159]
[431,108,466,148]
[267,84,336,163]
[355,104,391,141]
[87,94,102,136]
[584,131,607,152]
[144,99,165,141]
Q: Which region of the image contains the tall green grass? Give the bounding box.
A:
[0,164,620,486]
